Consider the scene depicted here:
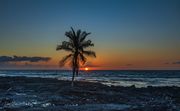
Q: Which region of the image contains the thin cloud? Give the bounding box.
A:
[172,61,180,65]
[0,56,51,63]
[164,61,180,65]
[126,64,133,66]
[164,62,169,64]
[83,62,100,67]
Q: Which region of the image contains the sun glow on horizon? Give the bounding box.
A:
[85,67,89,71]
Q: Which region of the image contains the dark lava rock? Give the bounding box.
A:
[0,98,13,106]
[0,84,11,90]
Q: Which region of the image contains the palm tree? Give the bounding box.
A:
[56,27,96,87]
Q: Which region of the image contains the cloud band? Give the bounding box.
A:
[0,56,51,63]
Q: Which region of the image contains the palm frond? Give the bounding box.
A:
[83,50,96,58]
[81,40,94,48]
[59,54,72,67]
[76,29,81,40]
[79,53,87,65]
[56,41,74,52]
[71,27,76,37]
[56,28,96,72]
[80,31,91,42]
[65,31,74,40]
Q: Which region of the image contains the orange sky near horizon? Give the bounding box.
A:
[0,0,180,70]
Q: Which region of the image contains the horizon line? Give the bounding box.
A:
[0,69,179,71]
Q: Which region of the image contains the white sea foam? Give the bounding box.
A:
[0,70,180,87]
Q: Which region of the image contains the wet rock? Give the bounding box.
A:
[0,84,11,90]
[3,108,20,111]
[0,98,13,107]
[130,85,136,88]
[0,98,13,106]
[0,76,180,111]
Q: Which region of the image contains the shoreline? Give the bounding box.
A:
[0,76,180,111]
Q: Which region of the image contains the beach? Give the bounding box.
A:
[0,76,180,111]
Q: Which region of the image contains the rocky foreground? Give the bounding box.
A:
[0,76,180,111]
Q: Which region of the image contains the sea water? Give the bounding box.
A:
[0,70,180,87]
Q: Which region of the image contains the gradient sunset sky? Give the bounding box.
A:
[0,0,180,70]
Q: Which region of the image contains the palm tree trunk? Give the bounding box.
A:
[76,67,79,76]
[72,52,78,87]
[71,67,75,87]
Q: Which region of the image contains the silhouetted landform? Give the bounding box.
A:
[0,56,51,63]
[0,76,179,111]
[56,27,96,86]
[172,61,180,64]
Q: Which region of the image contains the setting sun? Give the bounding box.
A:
[85,67,89,71]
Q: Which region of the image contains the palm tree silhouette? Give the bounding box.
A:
[56,27,96,86]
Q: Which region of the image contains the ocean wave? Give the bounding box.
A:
[0,70,180,87]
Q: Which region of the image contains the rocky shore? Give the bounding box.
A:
[0,76,180,111]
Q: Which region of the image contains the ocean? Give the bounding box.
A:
[0,70,180,87]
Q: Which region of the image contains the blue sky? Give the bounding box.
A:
[0,0,180,69]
